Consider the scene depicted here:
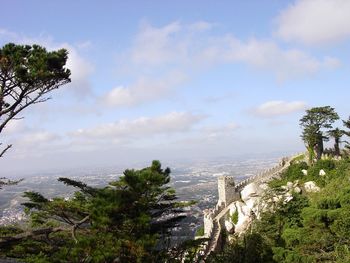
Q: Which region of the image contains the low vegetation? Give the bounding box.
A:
[208,156,350,263]
[0,161,202,262]
[231,210,239,225]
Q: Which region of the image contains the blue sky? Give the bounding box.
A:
[1,0,350,174]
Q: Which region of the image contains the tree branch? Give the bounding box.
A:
[0,214,90,247]
[0,144,12,158]
[0,226,67,247]
[71,215,90,243]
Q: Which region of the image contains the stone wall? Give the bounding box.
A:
[199,153,305,259]
[218,176,240,206]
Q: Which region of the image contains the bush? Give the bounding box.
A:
[269,162,308,188]
[195,226,204,237]
[231,210,239,224]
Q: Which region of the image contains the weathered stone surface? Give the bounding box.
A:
[228,202,237,216]
[233,201,253,234]
[245,197,259,211]
[304,181,320,193]
[225,220,235,233]
[280,185,288,191]
[218,176,240,206]
[241,182,262,202]
[294,186,302,193]
[199,154,301,259]
[260,183,269,190]
[293,180,299,187]
[203,209,214,237]
[286,181,293,189]
[284,192,293,203]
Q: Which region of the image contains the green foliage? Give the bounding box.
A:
[0,43,70,137]
[231,210,239,224]
[269,161,308,188]
[299,106,339,161]
[0,177,23,189]
[0,161,199,262]
[0,43,71,188]
[195,226,204,237]
[207,233,274,263]
[216,158,350,262]
[0,43,71,85]
[291,154,305,163]
[343,117,350,136]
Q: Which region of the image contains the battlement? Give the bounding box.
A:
[199,153,305,259]
[217,176,240,206]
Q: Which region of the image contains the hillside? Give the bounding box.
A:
[207,155,350,263]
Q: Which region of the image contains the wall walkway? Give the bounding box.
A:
[199,153,303,260]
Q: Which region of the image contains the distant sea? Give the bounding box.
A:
[0,156,281,240]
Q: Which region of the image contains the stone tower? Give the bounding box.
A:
[217,176,240,206]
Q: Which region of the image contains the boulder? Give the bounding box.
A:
[225,220,235,233]
[280,185,288,191]
[319,169,326,176]
[259,183,269,190]
[234,203,252,234]
[283,192,293,203]
[286,182,294,189]
[294,186,302,194]
[293,180,299,187]
[241,182,262,202]
[228,202,237,216]
[304,181,320,193]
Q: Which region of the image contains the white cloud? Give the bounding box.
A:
[102,71,187,107]
[122,21,340,82]
[18,131,61,146]
[72,111,205,140]
[189,21,214,32]
[131,21,183,66]
[61,44,94,97]
[275,0,350,45]
[252,100,307,117]
[203,37,340,81]
[2,119,26,135]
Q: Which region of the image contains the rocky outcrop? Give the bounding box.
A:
[319,169,326,176]
[304,181,320,193]
[199,153,305,259]
[225,179,314,235]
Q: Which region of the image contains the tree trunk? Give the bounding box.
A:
[334,138,340,156]
[307,145,316,164]
[315,133,324,160]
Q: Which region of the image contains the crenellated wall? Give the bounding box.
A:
[218,176,240,206]
[198,153,304,260]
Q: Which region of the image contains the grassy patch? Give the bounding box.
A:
[195,226,204,237]
[231,210,239,224]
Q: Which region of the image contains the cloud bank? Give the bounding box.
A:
[252,100,307,118]
[276,0,350,45]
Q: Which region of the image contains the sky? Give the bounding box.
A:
[1,0,350,175]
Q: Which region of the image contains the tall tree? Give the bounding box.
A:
[327,128,344,156]
[0,43,71,188]
[300,106,339,162]
[0,161,198,262]
[343,117,350,150]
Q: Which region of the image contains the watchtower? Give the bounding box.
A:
[217,176,240,206]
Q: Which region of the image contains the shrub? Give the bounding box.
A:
[231,210,239,224]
